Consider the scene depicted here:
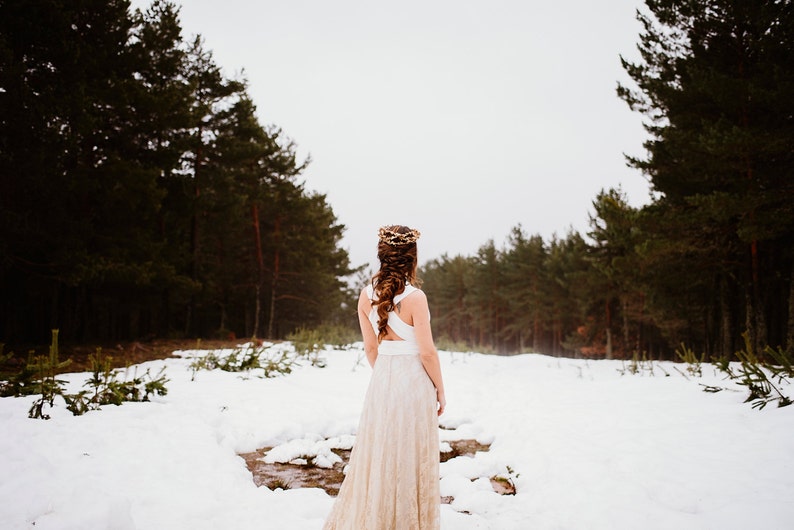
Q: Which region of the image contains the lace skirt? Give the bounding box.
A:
[323,345,440,530]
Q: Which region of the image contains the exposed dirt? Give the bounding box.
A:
[239,447,351,496]
[239,438,504,503]
[0,338,251,379]
[440,438,491,463]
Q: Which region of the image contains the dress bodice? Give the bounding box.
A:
[365,283,419,344]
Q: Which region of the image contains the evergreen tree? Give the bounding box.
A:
[1,0,169,340]
[421,254,475,346]
[422,254,476,347]
[618,0,794,355]
[260,186,351,337]
[587,189,642,358]
[502,227,548,352]
[178,36,246,336]
[0,1,352,345]
[546,231,590,356]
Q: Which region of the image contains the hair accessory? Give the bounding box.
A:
[378,225,421,246]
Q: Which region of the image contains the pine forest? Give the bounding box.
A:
[1,0,354,345]
[1,0,793,362]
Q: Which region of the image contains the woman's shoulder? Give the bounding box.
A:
[400,285,427,304]
[359,285,374,303]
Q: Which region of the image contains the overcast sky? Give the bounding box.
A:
[135,0,652,271]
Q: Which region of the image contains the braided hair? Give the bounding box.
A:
[371,225,420,343]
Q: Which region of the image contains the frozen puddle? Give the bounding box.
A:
[239,435,514,503]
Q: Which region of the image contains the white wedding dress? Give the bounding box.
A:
[323,284,440,530]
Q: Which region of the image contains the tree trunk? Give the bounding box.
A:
[186,144,202,337]
[251,203,265,338]
[622,296,630,356]
[745,289,755,354]
[636,294,644,354]
[533,312,540,352]
[254,284,262,339]
[605,299,613,359]
[219,303,227,335]
[554,319,562,356]
[787,260,794,356]
[740,61,767,352]
[267,258,279,339]
[266,217,281,339]
[750,240,767,351]
[720,274,733,360]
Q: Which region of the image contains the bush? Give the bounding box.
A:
[188,343,299,379]
[291,324,359,350]
[0,330,169,419]
[675,343,706,377]
[714,333,793,410]
[287,324,359,368]
[62,349,169,415]
[434,336,475,354]
[287,328,327,368]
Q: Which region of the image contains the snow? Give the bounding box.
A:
[2,345,793,529]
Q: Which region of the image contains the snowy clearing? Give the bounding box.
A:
[2,345,793,529]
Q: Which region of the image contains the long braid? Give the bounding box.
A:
[371,225,420,343]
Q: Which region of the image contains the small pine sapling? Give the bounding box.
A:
[28,330,71,419]
[675,343,705,377]
[714,332,792,409]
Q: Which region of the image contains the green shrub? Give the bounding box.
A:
[287,328,327,368]
[2,331,169,419]
[189,343,300,379]
[62,349,169,415]
[26,330,72,419]
[617,350,659,377]
[675,343,706,377]
[290,324,358,349]
[714,333,793,410]
[434,336,474,354]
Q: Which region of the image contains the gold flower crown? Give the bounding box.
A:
[378,225,421,246]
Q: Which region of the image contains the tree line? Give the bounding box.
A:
[2,0,792,360]
[423,0,794,360]
[0,0,353,345]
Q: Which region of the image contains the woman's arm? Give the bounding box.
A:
[357,289,379,368]
[409,290,446,416]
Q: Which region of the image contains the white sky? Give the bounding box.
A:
[135,0,652,270]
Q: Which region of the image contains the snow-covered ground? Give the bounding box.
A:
[2,344,793,529]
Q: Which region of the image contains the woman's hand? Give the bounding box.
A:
[437,389,446,416]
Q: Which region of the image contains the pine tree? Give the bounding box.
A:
[0,0,353,344]
[465,241,506,352]
[0,0,169,340]
[618,0,794,355]
[547,231,591,357]
[502,227,548,353]
[587,189,643,358]
[422,254,476,348]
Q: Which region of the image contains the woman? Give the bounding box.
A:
[323,225,446,530]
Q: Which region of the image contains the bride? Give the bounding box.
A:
[323,225,446,530]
